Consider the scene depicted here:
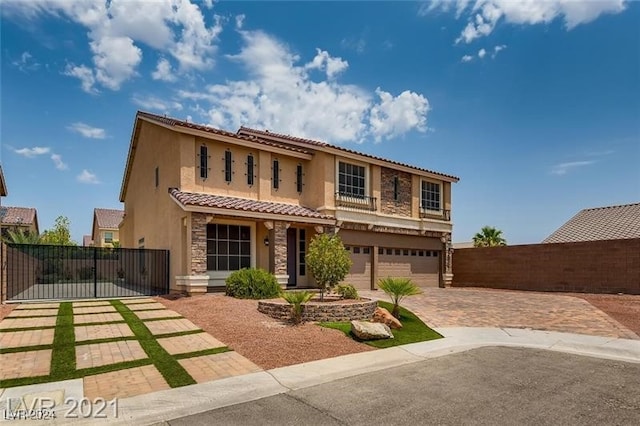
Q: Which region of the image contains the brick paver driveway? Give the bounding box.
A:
[360,288,639,339]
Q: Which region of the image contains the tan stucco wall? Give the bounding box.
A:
[119,121,187,289]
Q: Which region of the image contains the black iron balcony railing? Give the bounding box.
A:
[335,192,377,211]
[420,208,451,221]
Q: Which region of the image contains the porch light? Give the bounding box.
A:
[263,236,270,246]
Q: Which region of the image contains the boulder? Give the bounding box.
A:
[372,307,402,329]
[351,320,393,340]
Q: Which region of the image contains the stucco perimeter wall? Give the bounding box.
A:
[452,238,640,294]
[258,298,377,322]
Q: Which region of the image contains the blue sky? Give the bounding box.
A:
[1,0,638,245]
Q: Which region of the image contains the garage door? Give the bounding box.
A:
[378,248,440,287]
[344,246,371,290]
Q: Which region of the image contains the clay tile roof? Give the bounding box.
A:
[169,188,334,220]
[137,111,314,155]
[0,206,36,226]
[543,203,640,243]
[94,208,124,229]
[237,126,460,181]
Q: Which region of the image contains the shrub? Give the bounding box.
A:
[282,290,315,324]
[225,268,282,299]
[378,277,422,319]
[335,284,358,299]
[306,234,352,301]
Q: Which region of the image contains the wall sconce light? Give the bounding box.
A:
[263,237,270,246]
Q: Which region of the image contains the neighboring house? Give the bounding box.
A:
[0,165,7,197]
[543,203,640,244]
[119,111,459,295]
[92,208,124,247]
[82,235,94,247]
[0,206,39,239]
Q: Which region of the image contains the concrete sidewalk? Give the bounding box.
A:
[38,326,639,425]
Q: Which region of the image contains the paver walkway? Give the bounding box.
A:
[0,298,262,402]
[361,288,639,339]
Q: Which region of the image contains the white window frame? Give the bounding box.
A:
[335,158,369,198]
[421,180,442,212]
[205,220,256,281]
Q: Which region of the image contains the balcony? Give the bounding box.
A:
[335,192,377,211]
[420,208,451,221]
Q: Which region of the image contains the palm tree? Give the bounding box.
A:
[4,229,43,244]
[473,226,507,247]
[378,277,422,319]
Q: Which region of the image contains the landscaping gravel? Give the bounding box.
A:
[0,303,16,321]
[155,294,374,370]
[571,293,640,336]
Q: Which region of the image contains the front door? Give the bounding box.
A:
[286,227,297,286]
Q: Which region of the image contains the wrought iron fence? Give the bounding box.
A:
[2,243,169,301]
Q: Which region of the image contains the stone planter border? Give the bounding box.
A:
[258,298,377,322]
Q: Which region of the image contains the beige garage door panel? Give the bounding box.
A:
[379,255,439,287]
[345,250,371,290]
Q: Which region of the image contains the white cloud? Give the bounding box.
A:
[6,0,223,92]
[13,147,51,157]
[12,51,40,72]
[478,48,487,59]
[51,154,68,170]
[426,0,628,43]
[461,54,474,62]
[77,169,100,184]
[67,122,106,139]
[235,14,245,30]
[492,44,507,58]
[151,58,177,82]
[132,94,183,112]
[550,160,595,176]
[341,36,366,54]
[177,30,429,144]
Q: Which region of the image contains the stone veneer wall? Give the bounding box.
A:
[380,167,412,216]
[273,221,287,275]
[258,298,378,322]
[191,213,207,275]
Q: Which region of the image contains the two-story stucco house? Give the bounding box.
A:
[119,111,459,295]
[91,208,124,247]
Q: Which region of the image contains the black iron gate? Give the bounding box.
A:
[2,243,169,301]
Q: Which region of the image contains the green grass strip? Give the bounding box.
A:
[139,316,185,322]
[151,329,203,339]
[173,347,231,360]
[0,326,56,332]
[50,302,76,377]
[72,320,128,326]
[320,301,443,348]
[110,300,196,388]
[74,336,139,346]
[0,344,53,354]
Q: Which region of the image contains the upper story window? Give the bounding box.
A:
[224,150,232,182]
[199,145,208,179]
[393,176,399,201]
[104,232,113,243]
[247,154,254,186]
[272,159,280,189]
[296,164,303,193]
[421,180,441,211]
[338,161,366,197]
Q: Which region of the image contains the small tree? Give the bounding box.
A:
[41,216,76,246]
[305,233,352,301]
[4,229,43,244]
[378,277,422,319]
[472,226,507,247]
[282,290,314,324]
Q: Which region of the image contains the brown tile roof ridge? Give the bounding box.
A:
[169,188,334,220]
[237,126,459,181]
[0,206,37,225]
[137,111,314,155]
[94,208,125,229]
[582,202,640,211]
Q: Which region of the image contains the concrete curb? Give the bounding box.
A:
[6,328,639,425]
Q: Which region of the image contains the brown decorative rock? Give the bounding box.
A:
[350,321,393,340]
[372,307,402,329]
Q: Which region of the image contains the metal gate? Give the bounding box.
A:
[2,243,169,301]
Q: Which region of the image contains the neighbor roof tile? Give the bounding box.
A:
[94,208,124,229]
[0,206,36,226]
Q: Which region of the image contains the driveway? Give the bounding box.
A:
[164,346,640,426]
[360,288,639,339]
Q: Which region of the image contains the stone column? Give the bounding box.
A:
[443,233,453,287]
[175,212,209,296]
[273,221,288,286]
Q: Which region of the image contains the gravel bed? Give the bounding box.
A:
[155,294,374,370]
[0,303,16,320]
[570,293,640,337]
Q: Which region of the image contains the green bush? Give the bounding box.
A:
[225,268,282,299]
[335,284,359,299]
[306,233,352,301]
[282,290,315,324]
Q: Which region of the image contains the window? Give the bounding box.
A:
[421,181,441,211]
[418,250,424,257]
[338,162,366,197]
[395,249,401,255]
[155,167,159,188]
[272,159,279,189]
[353,247,361,254]
[224,150,232,182]
[386,248,393,255]
[104,232,113,243]
[247,155,254,186]
[296,164,303,193]
[393,176,399,201]
[426,251,432,257]
[378,247,384,255]
[206,224,251,271]
[199,145,208,179]
[363,247,370,254]
[411,250,417,256]
[299,229,306,276]
[433,251,439,257]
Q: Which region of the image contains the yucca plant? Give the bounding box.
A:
[282,290,315,324]
[378,277,422,319]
